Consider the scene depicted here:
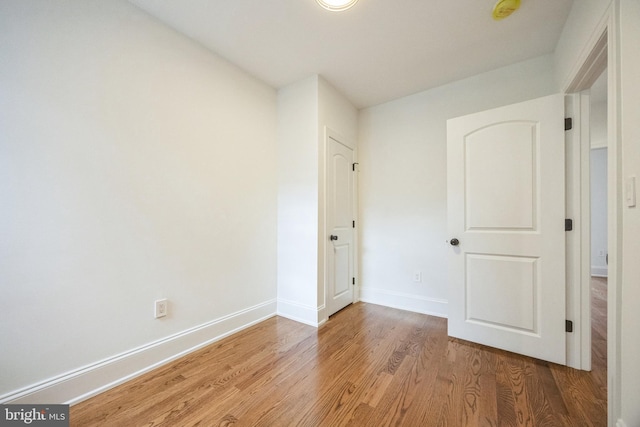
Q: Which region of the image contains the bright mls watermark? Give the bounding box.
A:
[0,405,69,426]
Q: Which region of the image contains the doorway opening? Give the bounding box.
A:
[564,14,619,423]
[589,67,608,392]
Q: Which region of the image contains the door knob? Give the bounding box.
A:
[449,238,460,246]
[330,235,339,241]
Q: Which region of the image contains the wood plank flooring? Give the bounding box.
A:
[71,281,607,426]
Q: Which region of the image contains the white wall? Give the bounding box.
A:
[0,0,277,403]
[591,101,608,149]
[554,0,612,90]
[277,76,320,324]
[618,1,640,424]
[358,55,556,317]
[318,79,358,146]
[591,96,608,277]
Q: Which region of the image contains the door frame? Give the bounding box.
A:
[321,127,358,321]
[562,3,620,426]
[564,90,593,370]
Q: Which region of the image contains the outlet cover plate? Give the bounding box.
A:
[155,299,168,318]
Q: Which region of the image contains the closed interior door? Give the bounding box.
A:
[447,94,566,364]
[327,136,354,316]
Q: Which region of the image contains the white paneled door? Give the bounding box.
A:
[327,135,355,317]
[447,94,566,364]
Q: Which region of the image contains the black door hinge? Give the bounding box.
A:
[352,220,356,228]
[566,320,574,333]
[565,118,573,131]
[352,163,359,171]
[565,219,573,231]
[352,277,355,285]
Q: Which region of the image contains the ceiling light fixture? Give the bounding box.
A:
[316,0,359,12]
[492,0,521,20]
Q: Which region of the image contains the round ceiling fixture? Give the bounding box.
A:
[316,0,359,12]
[492,0,521,20]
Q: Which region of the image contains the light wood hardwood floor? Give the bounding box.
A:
[71,281,607,426]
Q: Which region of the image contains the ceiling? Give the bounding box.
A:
[129,0,575,109]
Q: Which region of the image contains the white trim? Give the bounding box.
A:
[277,298,322,327]
[564,90,595,371]
[319,125,329,326]
[564,92,585,370]
[564,31,608,94]
[616,419,628,427]
[359,287,447,318]
[0,300,277,406]
[579,91,594,372]
[352,139,360,306]
[591,266,609,277]
[606,4,623,424]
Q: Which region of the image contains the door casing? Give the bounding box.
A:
[562,3,619,425]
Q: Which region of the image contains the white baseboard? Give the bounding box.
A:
[359,287,448,318]
[276,298,322,327]
[591,265,608,277]
[0,300,277,406]
[617,419,628,427]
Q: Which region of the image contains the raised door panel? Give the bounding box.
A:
[465,122,537,231]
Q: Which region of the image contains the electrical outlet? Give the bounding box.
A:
[413,271,422,283]
[155,299,168,318]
